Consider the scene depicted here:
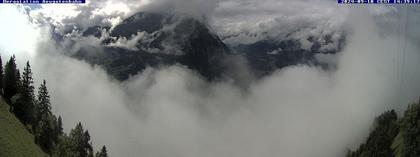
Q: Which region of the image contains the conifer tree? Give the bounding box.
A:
[37,113,55,153]
[20,61,36,125]
[71,122,90,157]
[38,80,51,117]
[9,69,22,114]
[16,69,22,91]
[52,135,76,157]
[399,102,420,157]
[35,79,56,153]
[4,55,19,101]
[0,55,4,95]
[57,116,64,136]
[50,115,59,144]
[84,131,94,157]
[1,55,111,157]
[96,146,108,157]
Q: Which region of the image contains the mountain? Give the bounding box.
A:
[0,97,47,157]
[78,12,231,81]
[75,12,345,81]
[227,34,345,77]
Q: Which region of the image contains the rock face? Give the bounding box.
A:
[75,12,345,81]
[230,34,345,77]
[79,12,231,81]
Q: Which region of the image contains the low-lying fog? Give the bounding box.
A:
[1,3,420,157]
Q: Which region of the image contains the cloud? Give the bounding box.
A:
[107,31,146,51]
[211,0,347,47]
[34,22,420,156]
[138,0,222,19]
[29,0,149,35]
[2,3,420,157]
[28,0,349,52]
[0,5,41,65]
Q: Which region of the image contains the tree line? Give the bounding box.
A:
[347,98,420,157]
[0,55,108,157]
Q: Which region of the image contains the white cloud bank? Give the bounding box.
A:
[1,3,420,157]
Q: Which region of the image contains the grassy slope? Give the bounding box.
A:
[0,97,47,157]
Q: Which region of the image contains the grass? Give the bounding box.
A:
[0,97,47,157]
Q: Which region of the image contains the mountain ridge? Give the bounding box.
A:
[78,12,232,81]
[75,11,345,81]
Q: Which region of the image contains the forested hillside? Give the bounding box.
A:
[0,97,47,157]
[347,100,420,157]
[0,55,109,157]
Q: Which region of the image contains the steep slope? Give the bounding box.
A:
[78,12,231,81]
[0,97,47,157]
[76,12,347,81]
[347,100,420,157]
[228,34,346,77]
[346,110,399,157]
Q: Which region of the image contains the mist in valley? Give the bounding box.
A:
[1,2,420,157]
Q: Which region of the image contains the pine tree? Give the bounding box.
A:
[38,80,51,117]
[4,55,20,102]
[57,116,64,136]
[12,92,26,123]
[96,146,108,157]
[71,122,89,157]
[84,131,94,157]
[20,61,36,125]
[35,79,56,153]
[399,102,420,157]
[0,55,4,95]
[50,115,59,144]
[16,69,22,92]
[10,69,22,114]
[37,113,55,154]
[346,110,398,157]
[1,55,111,156]
[52,135,77,157]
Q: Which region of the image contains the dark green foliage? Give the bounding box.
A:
[33,80,62,155]
[84,131,94,157]
[349,100,420,157]
[52,135,79,157]
[398,102,420,157]
[347,110,399,157]
[16,61,36,126]
[67,123,94,157]
[33,79,56,153]
[57,116,64,136]
[0,55,4,95]
[11,93,26,123]
[36,113,56,154]
[70,123,85,156]
[96,146,108,157]
[37,80,51,117]
[0,55,109,157]
[8,68,22,115]
[4,55,20,102]
[52,123,102,157]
